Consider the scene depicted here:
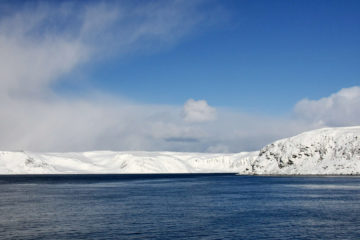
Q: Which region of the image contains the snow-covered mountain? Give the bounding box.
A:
[251,126,360,175]
[0,126,359,175]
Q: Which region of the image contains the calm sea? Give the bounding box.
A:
[1,174,360,240]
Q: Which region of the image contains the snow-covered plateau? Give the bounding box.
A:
[0,126,359,175]
[0,151,257,174]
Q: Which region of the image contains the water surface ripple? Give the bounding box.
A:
[0,174,360,240]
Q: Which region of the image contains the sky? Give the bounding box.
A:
[0,0,359,152]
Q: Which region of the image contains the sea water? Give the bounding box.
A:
[1,174,360,240]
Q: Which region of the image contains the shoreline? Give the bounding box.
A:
[1,173,360,177]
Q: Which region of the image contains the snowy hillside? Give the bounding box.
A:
[0,126,359,175]
[0,151,257,174]
[252,126,360,175]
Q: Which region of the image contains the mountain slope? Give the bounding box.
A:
[252,126,360,175]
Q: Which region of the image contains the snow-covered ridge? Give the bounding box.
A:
[1,126,359,175]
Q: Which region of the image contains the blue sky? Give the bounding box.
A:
[0,0,359,152]
[56,0,360,114]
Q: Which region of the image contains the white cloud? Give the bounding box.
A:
[294,86,360,127]
[182,99,217,123]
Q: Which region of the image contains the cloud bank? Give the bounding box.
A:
[294,86,360,127]
[0,1,359,153]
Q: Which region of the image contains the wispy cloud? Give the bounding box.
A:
[0,0,211,96]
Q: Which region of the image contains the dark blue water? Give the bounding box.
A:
[1,174,360,240]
